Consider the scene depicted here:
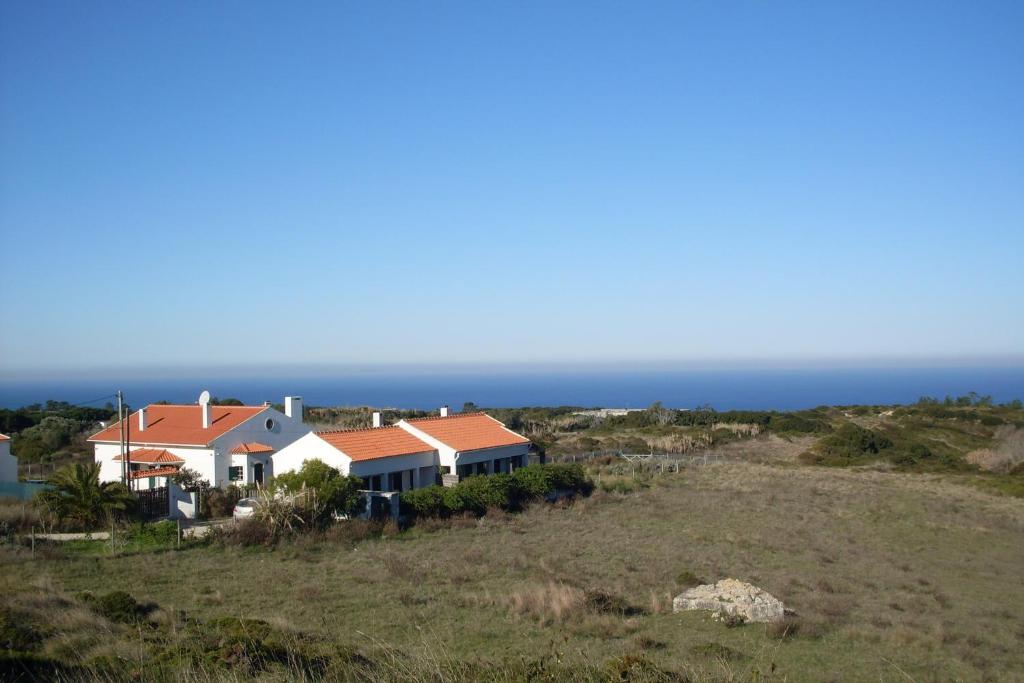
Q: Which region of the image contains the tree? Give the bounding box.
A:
[36,462,133,530]
[273,460,365,519]
[171,467,209,491]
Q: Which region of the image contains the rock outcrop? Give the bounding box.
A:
[672,579,785,623]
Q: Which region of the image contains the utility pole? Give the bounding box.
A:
[125,402,132,492]
[117,391,125,485]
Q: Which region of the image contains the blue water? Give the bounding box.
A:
[0,366,1022,411]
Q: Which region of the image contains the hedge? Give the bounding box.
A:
[400,463,593,518]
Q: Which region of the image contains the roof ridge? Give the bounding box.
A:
[143,404,263,409]
[407,412,487,423]
[316,425,401,436]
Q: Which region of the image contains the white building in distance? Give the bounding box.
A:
[0,433,17,483]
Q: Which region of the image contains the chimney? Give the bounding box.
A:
[372,411,382,428]
[285,396,303,423]
[202,402,212,429]
[138,407,147,432]
[440,405,449,418]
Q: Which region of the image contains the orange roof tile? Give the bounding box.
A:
[113,448,185,464]
[230,442,274,454]
[89,405,267,446]
[317,426,435,462]
[405,413,529,452]
[128,466,180,480]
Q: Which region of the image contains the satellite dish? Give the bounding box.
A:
[198,390,211,406]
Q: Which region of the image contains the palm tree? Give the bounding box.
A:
[37,462,134,530]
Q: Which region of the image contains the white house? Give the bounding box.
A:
[272,408,532,491]
[273,425,438,492]
[0,433,17,483]
[90,394,311,489]
[396,409,531,480]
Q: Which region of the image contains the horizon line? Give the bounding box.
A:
[2,354,1024,382]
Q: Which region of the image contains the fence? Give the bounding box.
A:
[135,487,169,519]
[0,481,50,501]
[550,450,729,467]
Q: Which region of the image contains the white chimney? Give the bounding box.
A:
[285,396,303,423]
[440,405,450,418]
[138,407,147,432]
[372,411,382,428]
[202,402,212,429]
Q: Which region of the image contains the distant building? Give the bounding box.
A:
[0,433,17,483]
[89,394,310,489]
[273,407,532,491]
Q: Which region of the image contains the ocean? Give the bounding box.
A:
[1,366,1022,411]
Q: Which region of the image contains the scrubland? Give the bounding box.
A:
[3,452,1024,681]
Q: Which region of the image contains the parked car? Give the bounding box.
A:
[232,497,258,521]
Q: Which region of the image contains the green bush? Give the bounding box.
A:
[400,464,593,519]
[399,486,447,518]
[80,591,152,624]
[509,465,552,499]
[273,460,365,518]
[127,520,178,546]
[811,423,893,465]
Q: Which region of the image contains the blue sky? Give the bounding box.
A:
[1,1,1021,376]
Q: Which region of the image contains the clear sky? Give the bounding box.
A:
[1,1,1021,376]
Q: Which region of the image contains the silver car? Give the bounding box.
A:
[232,497,258,521]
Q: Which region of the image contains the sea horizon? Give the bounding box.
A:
[1,364,1022,412]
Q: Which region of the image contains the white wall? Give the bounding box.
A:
[272,433,437,491]
[0,441,17,483]
[94,442,216,486]
[395,422,459,468]
[211,407,311,486]
[94,405,311,488]
[272,432,353,475]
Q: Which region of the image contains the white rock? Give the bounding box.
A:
[672,579,785,623]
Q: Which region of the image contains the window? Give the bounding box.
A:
[264,418,276,431]
[228,466,244,482]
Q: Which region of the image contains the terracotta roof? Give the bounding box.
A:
[404,413,529,452]
[0,433,9,441]
[89,405,267,446]
[113,448,185,464]
[231,442,274,454]
[128,466,180,480]
[317,426,435,462]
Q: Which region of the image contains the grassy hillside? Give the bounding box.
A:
[3,460,1023,681]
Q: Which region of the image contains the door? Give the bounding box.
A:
[253,463,264,486]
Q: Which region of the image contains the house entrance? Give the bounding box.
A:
[253,463,264,486]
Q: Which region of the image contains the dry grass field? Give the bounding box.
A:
[3,457,1023,681]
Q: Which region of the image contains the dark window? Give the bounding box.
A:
[228,466,244,482]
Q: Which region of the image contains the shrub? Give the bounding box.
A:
[676,570,704,589]
[212,517,274,547]
[81,591,152,624]
[509,465,551,499]
[399,486,447,517]
[400,464,594,520]
[202,486,244,519]
[127,520,179,546]
[273,460,365,518]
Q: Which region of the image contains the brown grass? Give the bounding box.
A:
[1,460,1023,680]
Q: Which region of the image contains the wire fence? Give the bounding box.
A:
[549,450,731,468]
